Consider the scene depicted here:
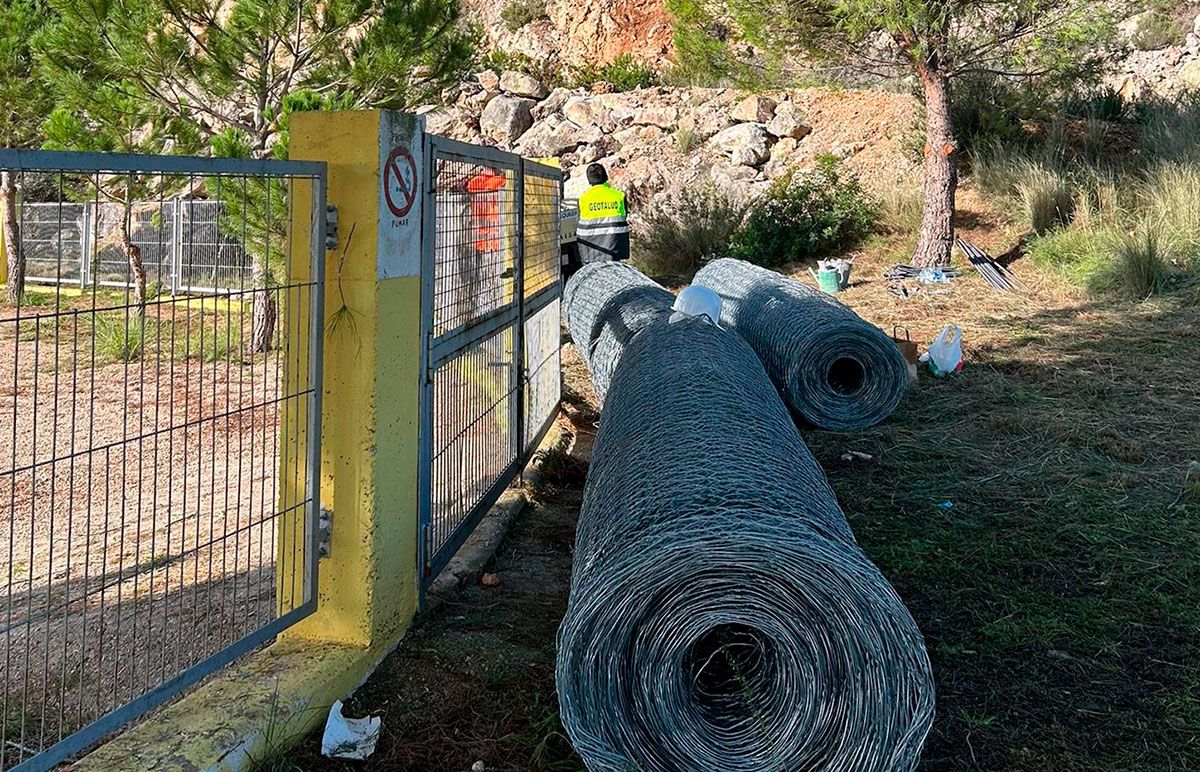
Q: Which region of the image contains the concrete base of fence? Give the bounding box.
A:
[72,637,400,771]
[74,422,565,772]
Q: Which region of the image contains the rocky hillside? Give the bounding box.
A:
[426,74,922,211]
[464,0,672,70]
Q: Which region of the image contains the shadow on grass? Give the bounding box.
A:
[805,292,1200,770]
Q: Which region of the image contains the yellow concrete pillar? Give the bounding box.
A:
[281,110,427,647]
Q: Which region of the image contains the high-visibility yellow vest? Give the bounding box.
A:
[576,183,629,263]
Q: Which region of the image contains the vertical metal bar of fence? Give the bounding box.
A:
[513,165,526,482]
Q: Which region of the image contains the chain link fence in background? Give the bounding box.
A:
[22,199,254,295]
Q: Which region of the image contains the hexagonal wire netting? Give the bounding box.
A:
[694,258,909,432]
[559,267,934,770]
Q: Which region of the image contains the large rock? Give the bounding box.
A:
[480,95,536,143]
[533,87,573,120]
[563,95,607,128]
[477,70,501,92]
[499,70,549,99]
[766,102,812,140]
[632,106,679,129]
[710,123,772,167]
[1194,12,1200,37]
[517,115,602,157]
[1179,58,1200,89]
[731,95,778,123]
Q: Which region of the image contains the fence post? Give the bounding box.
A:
[281,110,427,647]
[514,164,527,462]
[170,199,183,294]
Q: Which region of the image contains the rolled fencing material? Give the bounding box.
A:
[694,258,908,431]
[563,261,674,402]
[556,316,935,771]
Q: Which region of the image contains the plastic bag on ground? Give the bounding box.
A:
[919,324,964,377]
[321,700,382,760]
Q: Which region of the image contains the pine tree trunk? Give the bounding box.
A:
[119,215,148,315]
[2,172,25,304]
[249,257,275,353]
[912,67,958,268]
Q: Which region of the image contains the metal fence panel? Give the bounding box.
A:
[0,150,324,771]
[419,141,561,592]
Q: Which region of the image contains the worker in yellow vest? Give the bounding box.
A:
[576,163,629,264]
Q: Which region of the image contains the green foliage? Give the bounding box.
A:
[571,54,658,92]
[1098,229,1174,297]
[634,183,748,276]
[1131,10,1184,51]
[480,49,561,90]
[94,313,145,362]
[0,0,54,147]
[980,97,1200,298]
[500,0,546,31]
[728,157,876,268]
[38,0,476,158]
[675,127,700,154]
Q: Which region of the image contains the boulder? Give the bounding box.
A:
[731,94,778,124]
[563,95,608,128]
[517,115,603,157]
[480,95,536,144]
[766,102,812,140]
[477,70,500,92]
[1179,58,1200,90]
[632,106,679,129]
[499,70,549,99]
[710,123,772,167]
[1194,12,1200,37]
[533,87,573,120]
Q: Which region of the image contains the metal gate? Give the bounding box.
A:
[418,137,562,591]
[0,150,325,771]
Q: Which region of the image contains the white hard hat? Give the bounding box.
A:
[669,285,722,326]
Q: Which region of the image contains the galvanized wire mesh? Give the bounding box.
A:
[562,262,674,403]
[556,316,934,770]
[694,258,908,431]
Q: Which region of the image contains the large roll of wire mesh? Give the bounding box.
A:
[693,258,908,431]
[563,261,674,402]
[556,313,935,770]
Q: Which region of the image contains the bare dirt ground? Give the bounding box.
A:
[282,189,1200,771]
[0,291,308,764]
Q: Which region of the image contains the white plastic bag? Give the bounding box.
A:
[321,700,382,760]
[919,324,963,377]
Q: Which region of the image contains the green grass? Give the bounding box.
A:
[802,291,1200,768]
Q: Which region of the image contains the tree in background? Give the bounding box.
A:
[41,0,475,350]
[37,9,202,315]
[689,0,1125,266]
[0,0,55,302]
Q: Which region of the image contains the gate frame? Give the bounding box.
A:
[0,148,327,772]
[416,136,563,599]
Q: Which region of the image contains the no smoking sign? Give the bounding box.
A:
[384,146,417,218]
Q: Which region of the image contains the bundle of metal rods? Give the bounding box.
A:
[956,238,1027,293]
[563,261,675,402]
[694,258,909,431]
[556,315,935,770]
[883,263,964,282]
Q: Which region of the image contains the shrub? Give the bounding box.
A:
[877,184,924,235]
[634,184,748,276]
[1095,230,1173,297]
[728,157,877,268]
[1131,11,1184,51]
[1145,163,1200,257]
[1063,86,1128,123]
[94,314,145,362]
[572,54,658,92]
[676,127,700,154]
[500,0,547,31]
[1017,166,1076,234]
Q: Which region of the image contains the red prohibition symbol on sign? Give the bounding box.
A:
[384,146,418,217]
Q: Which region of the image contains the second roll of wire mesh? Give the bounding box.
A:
[694,258,909,431]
